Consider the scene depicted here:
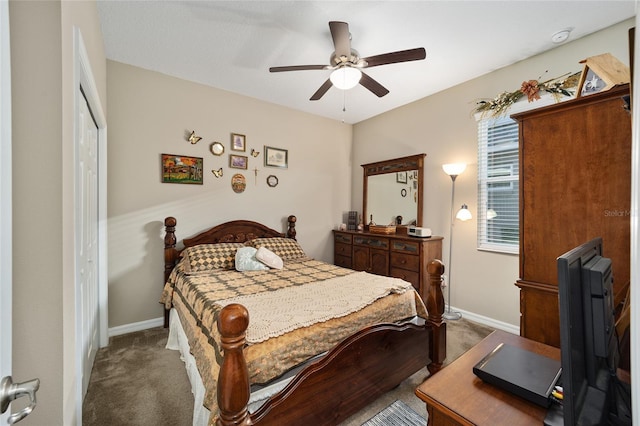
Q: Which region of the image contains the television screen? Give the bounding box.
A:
[555,237,631,426]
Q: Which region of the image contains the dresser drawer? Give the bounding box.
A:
[334,232,352,244]
[391,240,420,254]
[335,254,352,269]
[353,235,389,250]
[390,267,420,291]
[334,242,352,258]
[390,252,420,271]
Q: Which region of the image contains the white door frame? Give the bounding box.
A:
[0,1,12,423]
[72,27,108,423]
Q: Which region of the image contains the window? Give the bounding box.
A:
[477,115,519,253]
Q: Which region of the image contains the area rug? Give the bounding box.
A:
[361,400,424,426]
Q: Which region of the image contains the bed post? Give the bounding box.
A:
[426,259,446,374]
[164,217,178,328]
[217,304,251,426]
[287,215,297,240]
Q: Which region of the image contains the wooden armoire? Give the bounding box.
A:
[511,84,631,347]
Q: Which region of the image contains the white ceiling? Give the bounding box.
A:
[96,1,636,124]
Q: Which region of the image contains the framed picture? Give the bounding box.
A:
[264,146,288,168]
[229,154,248,170]
[396,171,407,183]
[231,133,246,152]
[161,154,203,184]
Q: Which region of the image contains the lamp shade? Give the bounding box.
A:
[442,163,467,176]
[456,204,472,221]
[330,67,362,90]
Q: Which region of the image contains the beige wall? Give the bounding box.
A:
[107,18,634,330]
[106,61,352,327]
[10,0,106,424]
[352,19,634,328]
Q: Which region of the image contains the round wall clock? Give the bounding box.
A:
[267,175,279,187]
[210,142,225,156]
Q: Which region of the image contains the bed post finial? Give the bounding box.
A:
[287,215,297,240]
[426,259,446,374]
[164,217,177,248]
[426,259,445,325]
[217,304,251,426]
[163,217,178,328]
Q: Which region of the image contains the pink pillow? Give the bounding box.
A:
[255,246,283,269]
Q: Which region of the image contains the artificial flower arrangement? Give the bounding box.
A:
[473,71,582,118]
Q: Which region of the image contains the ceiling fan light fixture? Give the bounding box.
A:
[330,66,362,90]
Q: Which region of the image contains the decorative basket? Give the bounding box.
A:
[369,225,397,235]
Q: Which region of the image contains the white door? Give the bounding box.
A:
[77,91,99,398]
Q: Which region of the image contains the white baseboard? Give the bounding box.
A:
[108,310,518,339]
[108,317,164,337]
[447,305,520,335]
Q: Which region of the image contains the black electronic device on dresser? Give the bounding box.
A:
[544,238,631,426]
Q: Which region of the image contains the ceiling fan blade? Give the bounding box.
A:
[269,65,328,72]
[361,47,426,68]
[310,79,333,101]
[329,21,351,60]
[359,72,389,98]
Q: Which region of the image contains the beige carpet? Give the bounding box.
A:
[83,318,493,426]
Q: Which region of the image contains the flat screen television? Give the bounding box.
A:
[554,237,631,425]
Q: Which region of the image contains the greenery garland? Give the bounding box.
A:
[473,71,582,118]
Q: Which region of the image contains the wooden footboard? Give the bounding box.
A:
[217,259,446,426]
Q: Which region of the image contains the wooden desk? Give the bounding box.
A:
[415,330,560,425]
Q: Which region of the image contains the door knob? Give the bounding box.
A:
[1,376,40,424]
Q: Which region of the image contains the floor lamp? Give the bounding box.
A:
[442,163,471,320]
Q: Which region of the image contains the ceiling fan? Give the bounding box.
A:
[269,21,426,101]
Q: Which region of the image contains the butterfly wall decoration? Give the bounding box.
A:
[251,149,260,157]
[212,168,223,178]
[188,130,202,145]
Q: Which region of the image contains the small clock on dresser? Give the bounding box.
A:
[266,175,279,187]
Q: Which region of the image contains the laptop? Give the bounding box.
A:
[473,343,562,407]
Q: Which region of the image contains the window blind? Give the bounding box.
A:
[477,116,519,253]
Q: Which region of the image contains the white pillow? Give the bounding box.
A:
[235,247,269,271]
[255,246,284,269]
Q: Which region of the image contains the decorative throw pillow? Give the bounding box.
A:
[248,237,307,261]
[255,246,284,269]
[182,243,244,273]
[235,247,270,271]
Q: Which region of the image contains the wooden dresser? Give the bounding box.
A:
[333,230,443,302]
[511,84,631,347]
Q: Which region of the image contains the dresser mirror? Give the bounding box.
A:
[362,153,426,228]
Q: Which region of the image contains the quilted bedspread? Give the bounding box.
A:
[160,257,428,423]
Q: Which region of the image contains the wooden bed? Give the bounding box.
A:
[163,215,446,426]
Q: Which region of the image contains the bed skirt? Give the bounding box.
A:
[166,308,296,425]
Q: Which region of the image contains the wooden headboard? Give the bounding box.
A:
[164,215,297,278]
[162,215,297,326]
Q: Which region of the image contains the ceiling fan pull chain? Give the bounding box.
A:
[342,90,347,123]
